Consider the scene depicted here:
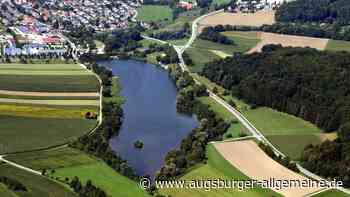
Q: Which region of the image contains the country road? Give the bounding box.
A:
[0,155,41,175]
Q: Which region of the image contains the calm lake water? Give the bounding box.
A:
[98,59,198,177]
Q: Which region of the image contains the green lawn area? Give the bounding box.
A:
[326,39,350,52]
[138,39,161,47]
[160,144,281,197]
[0,184,17,197]
[137,5,173,22]
[0,163,77,197]
[242,107,322,136]
[0,115,96,154]
[54,162,149,197]
[314,189,349,197]
[0,75,99,92]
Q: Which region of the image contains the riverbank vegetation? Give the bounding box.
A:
[155,65,230,181]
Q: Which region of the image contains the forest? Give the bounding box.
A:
[199,26,235,45]
[276,0,350,25]
[201,45,350,133]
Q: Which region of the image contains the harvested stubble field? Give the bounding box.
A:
[0,98,99,106]
[247,32,329,53]
[198,11,276,32]
[214,140,323,197]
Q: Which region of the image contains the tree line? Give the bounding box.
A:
[199,26,235,45]
[69,176,107,197]
[155,66,230,181]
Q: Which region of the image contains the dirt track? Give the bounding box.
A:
[198,11,275,32]
[0,90,99,97]
[248,32,329,53]
[214,140,323,197]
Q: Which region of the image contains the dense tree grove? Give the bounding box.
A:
[301,139,350,187]
[96,26,143,53]
[0,176,27,192]
[155,66,229,180]
[156,45,179,64]
[70,62,139,181]
[272,0,350,41]
[199,26,235,45]
[202,45,350,133]
[276,0,350,25]
[70,176,107,197]
[150,29,187,40]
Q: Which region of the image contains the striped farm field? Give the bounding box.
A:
[0,115,97,154]
[0,63,85,70]
[0,98,99,106]
[0,104,98,119]
[0,63,99,92]
[0,75,99,92]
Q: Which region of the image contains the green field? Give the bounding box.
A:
[0,104,97,119]
[186,47,220,72]
[0,115,96,154]
[0,63,99,92]
[267,134,323,160]
[160,144,281,197]
[137,5,173,22]
[242,107,322,136]
[5,147,97,171]
[0,98,99,106]
[187,34,260,72]
[0,75,99,92]
[212,0,231,5]
[0,64,85,70]
[0,163,77,197]
[314,189,349,197]
[326,39,350,52]
[55,162,149,197]
[0,94,99,100]
[221,31,261,52]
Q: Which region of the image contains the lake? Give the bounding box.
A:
[99,59,198,177]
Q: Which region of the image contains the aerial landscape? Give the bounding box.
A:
[0,0,350,196]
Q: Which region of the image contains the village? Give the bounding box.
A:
[0,0,140,58]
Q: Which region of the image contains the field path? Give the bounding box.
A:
[0,89,99,97]
[214,140,323,197]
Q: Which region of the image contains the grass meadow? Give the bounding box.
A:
[0,184,17,197]
[137,5,173,22]
[326,39,350,52]
[0,115,96,154]
[0,163,77,197]
[160,144,281,197]
[6,145,148,197]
